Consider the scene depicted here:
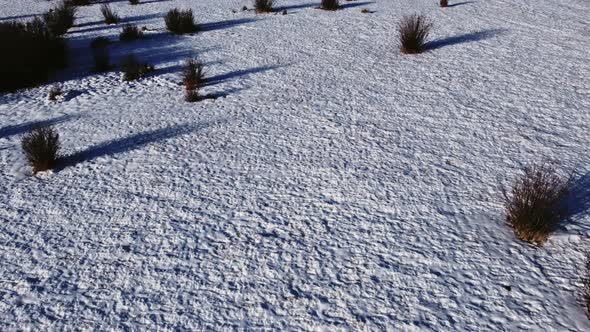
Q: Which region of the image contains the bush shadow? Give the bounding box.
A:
[568,171,590,219]
[204,65,285,86]
[339,1,374,9]
[0,114,78,139]
[200,18,257,32]
[57,120,226,170]
[426,29,505,50]
[447,1,475,7]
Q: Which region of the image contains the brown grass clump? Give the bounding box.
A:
[100,4,120,25]
[321,0,340,10]
[398,14,432,54]
[21,126,61,173]
[254,0,274,13]
[48,85,63,101]
[165,8,197,34]
[502,163,571,245]
[120,54,154,81]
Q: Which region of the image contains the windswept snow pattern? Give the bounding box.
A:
[1,0,590,330]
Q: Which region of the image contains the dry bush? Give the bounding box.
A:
[120,54,154,81]
[90,37,110,72]
[100,4,120,25]
[43,1,77,36]
[254,0,274,13]
[398,14,432,54]
[129,0,140,4]
[48,85,63,101]
[182,58,205,91]
[119,23,143,42]
[0,18,67,92]
[440,0,448,7]
[92,47,110,72]
[165,8,197,34]
[502,163,571,245]
[21,126,61,173]
[182,58,206,102]
[321,0,340,10]
[185,89,200,102]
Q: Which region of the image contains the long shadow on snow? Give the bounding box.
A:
[567,171,590,220]
[339,1,375,9]
[275,3,318,11]
[425,29,505,50]
[200,18,257,32]
[0,14,40,22]
[51,16,255,83]
[52,32,215,83]
[56,121,224,170]
[204,65,285,86]
[71,13,163,33]
[447,1,475,7]
[0,114,78,139]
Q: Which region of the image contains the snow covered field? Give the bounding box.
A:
[1,0,589,329]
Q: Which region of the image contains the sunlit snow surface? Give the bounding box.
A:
[1,0,589,330]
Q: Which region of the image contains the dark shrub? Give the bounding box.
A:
[120,54,154,81]
[100,4,120,25]
[185,89,200,102]
[21,126,61,173]
[502,163,571,245]
[182,58,205,91]
[119,24,143,41]
[182,58,206,102]
[48,85,63,101]
[165,9,197,34]
[129,0,140,4]
[440,0,448,7]
[398,14,432,54]
[90,36,110,49]
[92,46,110,72]
[254,0,274,13]
[0,18,67,92]
[43,1,77,36]
[64,0,91,6]
[321,0,339,10]
[185,89,216,102]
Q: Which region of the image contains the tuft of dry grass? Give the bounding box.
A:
[502,163,571,245]
[120,54,154,81]
[182,58,207,102]
[119,23,143,42]
[21,126,61,173]
[254,0,274,13]
[321,0,340,10]
[100,4,120,25]
[398,14,432,54]
[182,58,205,90]
[165,8,197,34]
[43,1,77,36]
[48,85,63,101]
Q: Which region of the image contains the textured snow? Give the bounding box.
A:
[1,0,590,330]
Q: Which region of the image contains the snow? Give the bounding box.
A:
[1,0,590,330]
